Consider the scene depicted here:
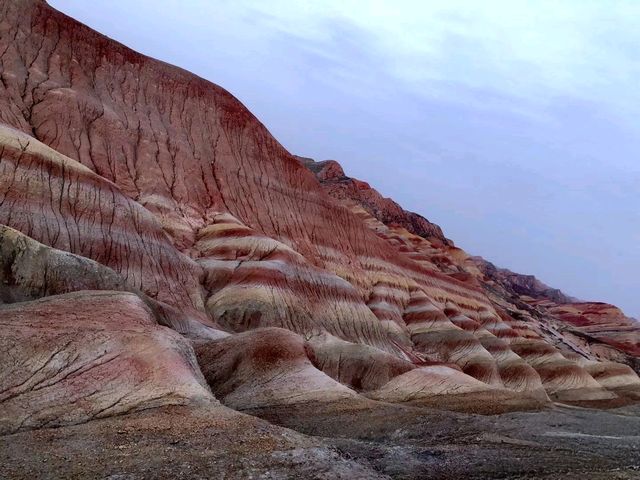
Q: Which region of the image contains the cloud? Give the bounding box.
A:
[230,0,640,121]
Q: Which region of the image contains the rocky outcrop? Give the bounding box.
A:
[0,223,225,338]
[470,257,577,304]
[0,291,212,434]
[297,156,451,246]
[547,302,640,365]
[307,334,417,391]
[0,224,128,303]
[0,125,206,328]
[363,366,533,414]
[194,328,361,410]
[302,156,640,400]
[195,213,399,353]
[581,360,640,400]
[468,259,640,372]
[194,327,548,414]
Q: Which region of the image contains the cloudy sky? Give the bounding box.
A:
[50,1,640,317]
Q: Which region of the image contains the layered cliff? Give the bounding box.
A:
[0,0,638,445]
[301,156,640,379]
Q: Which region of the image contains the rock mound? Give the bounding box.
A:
[0,291,212,434]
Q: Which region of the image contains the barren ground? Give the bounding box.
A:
[1,400,639,479]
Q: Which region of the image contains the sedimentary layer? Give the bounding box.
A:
[0,0,637,441]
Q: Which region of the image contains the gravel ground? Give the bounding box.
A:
[1,400,639,479]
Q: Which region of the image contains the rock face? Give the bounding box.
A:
[194,328,361,410]
[547,303,640,366]
[471,257,577,304]
[0,0,638,450]
[301,156,640,397]
[194,212,397,352]
[296,156,452,246]
[0,123,207,315]
[0,291,212,434]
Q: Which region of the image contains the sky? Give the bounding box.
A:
[49,1,640,318]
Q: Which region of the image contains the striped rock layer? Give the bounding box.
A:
[0,0,638,433]
[302,157,640,403]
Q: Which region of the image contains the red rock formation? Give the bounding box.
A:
[548,303,640,359]
[297,156,451,246]
[194,328,361,410]
[195,212,398,353]
[0,126,205,325]
[0,223,224,338]
[0,0,638,438]
[0,0,495,339]
[468,259,640,369]
[0,291,212,434]
[470,257,577,304]
[301,156,640,398]
[307,334,417,391]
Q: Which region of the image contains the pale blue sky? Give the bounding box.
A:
[50,1,640,317]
